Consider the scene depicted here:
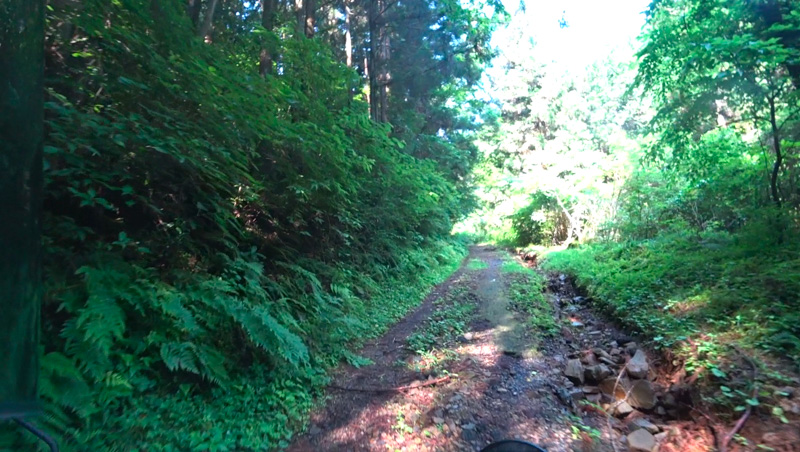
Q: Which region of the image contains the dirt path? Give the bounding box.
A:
[287,246,739,452]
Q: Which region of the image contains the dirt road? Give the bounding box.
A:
[288,246,729,452]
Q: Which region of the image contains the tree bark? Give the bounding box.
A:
[303,0,315,37]
[345,1,353,67]
[768,94,782,207]
[368,0,389,122]
[259,0,277,76]
[198,0,219,40]
[0,0,44,418]
[187,0,203,28]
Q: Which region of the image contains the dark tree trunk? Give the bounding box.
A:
[259,0,277,76]
[303,0,315,37]
[187,0,203,27]
[198,0,219,40]
[368,0,389,122]
[0,0,45,418]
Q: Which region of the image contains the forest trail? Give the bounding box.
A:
[289,246,650,452]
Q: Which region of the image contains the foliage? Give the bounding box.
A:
[0,0,494,447]
[543,224,800,366]
[455,32,648,246]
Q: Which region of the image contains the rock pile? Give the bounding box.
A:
[561,337,672,451]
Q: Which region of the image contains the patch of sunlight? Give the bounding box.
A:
[500,258,533,274]
[664,293,711,317]
[466,258,489,270]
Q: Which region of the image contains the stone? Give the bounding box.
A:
[571,320,585,327]
[569,388,585,400]
[565,359,585,385]
[599,356,618,367]
[580,350,599,366]
[610,348,622,356]
[583,386,600,394]
[628,429,657,452]
[587,393,602,403]
[599,377,657,410]
[497,387,508,393]
[625,342,638,355]
[654,432,668,443]
[461,423,475,430]
[631,418,660,434]
[627,350,649,379]
[629,380,657,409]
[309,425,323,435]
[614,401,635,417]
[593,348,613,361]
[462,332,475,341]
[780,399,800,415]
[433,417,444,424]
[585,364,613,383]
[573,296,586,303]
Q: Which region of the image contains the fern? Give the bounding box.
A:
[74,266,128,356]
[227,304,309,367]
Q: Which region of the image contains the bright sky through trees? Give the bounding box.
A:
[482,0,650,99]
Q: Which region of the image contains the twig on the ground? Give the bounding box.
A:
[685,403,721,450]
[720,349,759,452]
[328,375,451,393]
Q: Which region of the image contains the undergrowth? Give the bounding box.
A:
[543,228,800,422]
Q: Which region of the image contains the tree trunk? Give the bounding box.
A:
[303,0,315,37]
[259,0,277,76]
[187,0,202,28]
[0,0,44,418]
[768,94,782,208]
[198,0,219,40]
[345,1,353,67]
[368,0,389,122]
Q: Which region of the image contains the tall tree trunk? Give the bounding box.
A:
[303,0,315,37]
[198,0,219,40]
[364,54,371,110]
[345,1,353,67]
[0,0,44,418]
[768,94,782,208]
[368,0,389,122]
[187,0,203,28]
[259,0,277,76]
[294,0,304,36]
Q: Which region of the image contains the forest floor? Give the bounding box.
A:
[288,246,798,452]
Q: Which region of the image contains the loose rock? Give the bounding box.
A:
[628,429,656,452]
[565,359,585,385]
[631,418,660,434]
[585,364,612,383]
[614,401,635,417]
[627,349,649,379]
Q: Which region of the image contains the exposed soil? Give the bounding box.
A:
[288,246,799,452]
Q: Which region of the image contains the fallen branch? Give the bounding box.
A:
[720,349,759,452]
[328,375,451,393]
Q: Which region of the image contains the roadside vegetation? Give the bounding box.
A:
[458,0,800,427]
[1,0,501,449]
